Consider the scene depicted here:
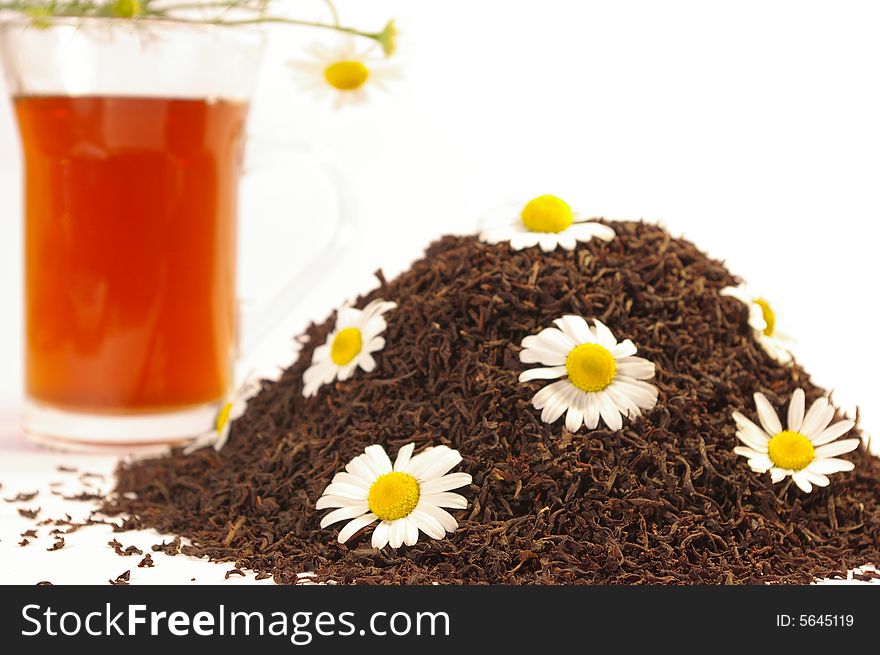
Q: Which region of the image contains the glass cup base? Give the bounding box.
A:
[22,399,221,454]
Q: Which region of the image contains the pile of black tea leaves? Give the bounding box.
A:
[106,222,880,584]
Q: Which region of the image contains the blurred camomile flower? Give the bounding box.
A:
[479,195,615,252]
[733,389,859,493]
[720,284,793,364]
[184,376,261,454]
[302,299,397,398]
[288,39,400,108]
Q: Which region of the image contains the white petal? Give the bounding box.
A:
[519,347,567,367]
[359,299,396,324]
[591,319,617,349]
[345,455,378,483]
[364,445,394,475]
[538,233,559,251]
[420,472,472,495]
[597,391,623,430]
[508,232,540,250]
[754,393,783,436]
[421,492,468,509]
[733,446,763,459]
[393,443,415,472]
[389,520,406,548]
[415,449,463,481]
[403,518,420,546]
[417,502,458,532]
[787,388,805,432]
[310,343,332,363]
[519,366,567,382]
[360,316,388,342]
[732,412,771,448]
[336,512,378,544]
[747,303,768,332]
[336,360,358,381]
[322,482,370,500]
[584,393,601,429]
[791,471,813,494]
[814,439,861,459]
[371,521,390,549]
[610,378,658,410]
[604,384,639,419]
[321,504,370,528]
[540,383,575,424]
[746,454,773,472]
[358,352,377,373]
[409,509,446,540]
[522,327,577,357]
[302,359,337,397]
[552,315,592,344]
[759,336,793,364]
[802,470,830,488]
[556,232,577,250]
[399,449,432,479]
[336,306,362,329]
[569,221,616,242]
[330,471,372,489]
[479,227,510,244]
[770,467,789,483]
[530,380,570,409]
[800,397,835,439]
[565,400,584,432]
[609,340,637,358]
[807,458,855,474]
[316,494,367,510]
[364,336,386,354]
[615,356,655,380]
[811,420,856,446]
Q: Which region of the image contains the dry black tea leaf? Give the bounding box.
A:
[5,491,38,503]
[109,570,131,586]
[105,224,880,585]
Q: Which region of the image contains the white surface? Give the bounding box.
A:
[0,447,277,585]
[1,0,879,583]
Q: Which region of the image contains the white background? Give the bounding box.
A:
[0,1,878,583]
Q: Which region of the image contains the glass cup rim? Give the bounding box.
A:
[0,14,266,46]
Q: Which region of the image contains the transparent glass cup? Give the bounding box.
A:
[0,18,353,452]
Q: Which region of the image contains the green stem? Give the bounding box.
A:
[321,0,340,27]
[0,2,380,43]
[149,14,371,40]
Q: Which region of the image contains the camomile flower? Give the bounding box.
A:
[479,194,615,252]
[721,283,792,364]
[733,388,859,493]
[518,316,658,432]
[317,443,472,549]
[302,299,396,398]
[183,376,261,454]
[288,39,400,109]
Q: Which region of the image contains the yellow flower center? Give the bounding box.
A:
[330,327,363,366]
[111,0,142,18]
[215,401,233,433]
[520,195,574,233]
[767,430,815,471]
[754,298,776,337]
[324,60,370,91]
[566,343,617,392]
[368,472,420,521]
